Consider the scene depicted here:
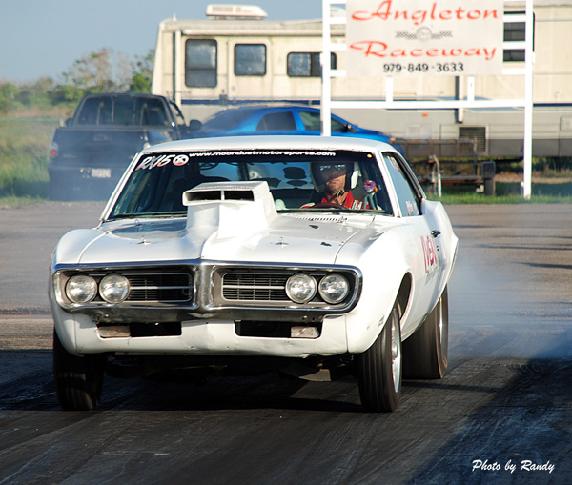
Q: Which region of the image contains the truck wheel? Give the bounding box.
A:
[356,304,401,412]
[402,287,449,379]
[484,178,496,196]
[53,331,105,411]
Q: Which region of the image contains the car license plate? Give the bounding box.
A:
[91,168,112,178]
[93,134,112,142]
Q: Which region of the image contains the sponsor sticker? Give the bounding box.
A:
[421,234,439,273]
[134,151,338,172]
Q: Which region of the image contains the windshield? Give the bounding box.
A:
[109,149,393,219]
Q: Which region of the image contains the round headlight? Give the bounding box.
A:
[99,274,130,303]
[285,273,317,303]
[318,273,350,304]
[66,275,97,304]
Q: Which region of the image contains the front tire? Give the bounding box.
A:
[53,331,106,411]
[356,304,402,412]
[402,287,449,379]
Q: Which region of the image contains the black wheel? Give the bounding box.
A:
[53,331,106,411]
[402,287,449,379]
[484,178,496,196]
[356,304,402,412]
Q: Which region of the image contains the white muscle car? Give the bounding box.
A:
[50,135,458,412]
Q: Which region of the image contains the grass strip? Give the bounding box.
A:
[0,195,45,209]
[428,193,572,204]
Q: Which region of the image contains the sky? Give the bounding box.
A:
[0,0,322,82]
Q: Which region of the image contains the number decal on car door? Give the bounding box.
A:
[421,234,439,274]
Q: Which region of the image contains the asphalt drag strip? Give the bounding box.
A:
[0,203,570,483]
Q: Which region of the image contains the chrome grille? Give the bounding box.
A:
[87,270,193,303]
[128,287,192,302]
[222,271,291,301]
[123,271,192,302]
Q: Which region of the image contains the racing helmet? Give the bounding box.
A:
[311,161,354,192]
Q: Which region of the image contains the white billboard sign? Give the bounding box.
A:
[346,0,504,76]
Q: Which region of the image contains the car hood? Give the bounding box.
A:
[55,212,396,268]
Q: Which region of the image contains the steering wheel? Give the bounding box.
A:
[300,201,346,209]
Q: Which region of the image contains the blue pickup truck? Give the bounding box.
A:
[48,93,189,200]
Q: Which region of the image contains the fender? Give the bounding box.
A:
[50,290,80,355]
[421,199,459,299]
[341,235,411,354]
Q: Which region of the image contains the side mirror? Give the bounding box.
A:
[189,119,202,131]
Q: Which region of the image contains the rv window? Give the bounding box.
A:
[235,44,266,76]
[287,52,337,77]
[503,12,535,63]
[185,39,217,88]
[459,127,487,153]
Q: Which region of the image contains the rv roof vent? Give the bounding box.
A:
[206,4,268,20]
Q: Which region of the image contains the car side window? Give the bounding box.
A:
[298,111,348,132]
[330,117,347,132]
[256,111,296,131]
[137,98,170,126]
[299,111,320,131]
[382,152,421,216]
[77,97,112,126]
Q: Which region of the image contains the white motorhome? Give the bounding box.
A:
[152,3,572,159]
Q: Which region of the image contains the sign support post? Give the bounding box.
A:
[522,0,534,199]
[321,0,333,136]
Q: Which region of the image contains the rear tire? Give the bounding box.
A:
[402,287,449,379]
[356,304,401,412]
[53,331,106,411]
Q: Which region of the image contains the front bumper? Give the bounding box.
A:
[51,260,372,358]
[51,300,349,358]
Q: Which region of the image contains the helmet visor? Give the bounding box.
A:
[316,163,347,179]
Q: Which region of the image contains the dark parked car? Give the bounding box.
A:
[189,105,396,145]
[48,93,189,200]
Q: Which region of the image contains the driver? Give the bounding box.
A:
[304,162,367,209]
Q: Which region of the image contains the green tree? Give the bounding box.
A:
[49,84,85,105]
[0,82,18,112]
[0,48,154,113]
[62,48,115,92]
[130,50,154,93]
[17,77,54,109]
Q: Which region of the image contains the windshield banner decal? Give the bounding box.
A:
[135,151,337,171]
